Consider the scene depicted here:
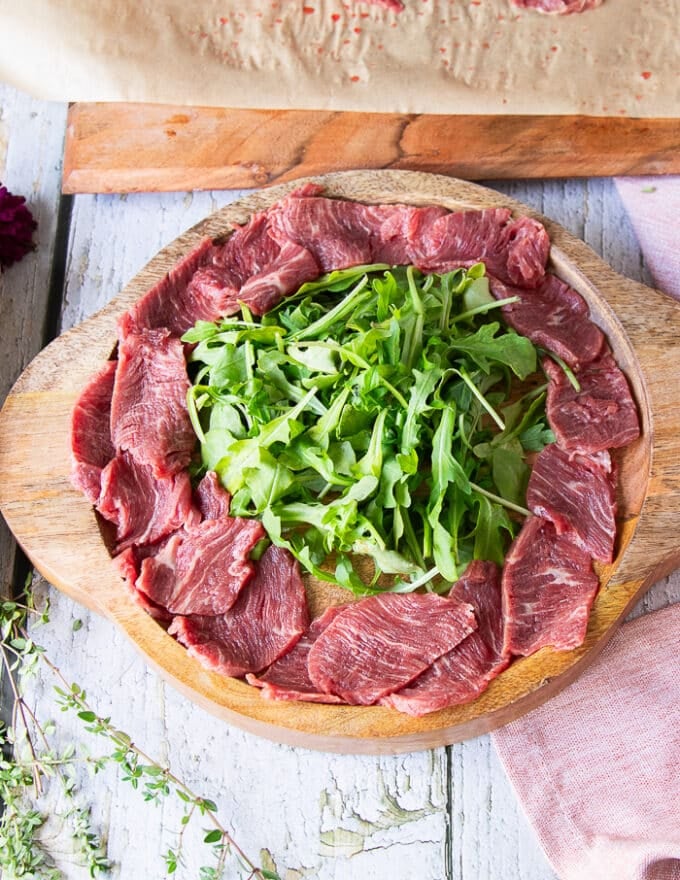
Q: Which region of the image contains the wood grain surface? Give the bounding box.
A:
[0,90,68,593]
[2,170,680,754]
[62,104,680,194]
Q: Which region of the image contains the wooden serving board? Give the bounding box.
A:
[2,170,680,754]
[61,104,680,193]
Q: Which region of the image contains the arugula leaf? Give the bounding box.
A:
[449,322,537,379]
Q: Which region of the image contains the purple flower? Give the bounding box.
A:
[0,184,38,270]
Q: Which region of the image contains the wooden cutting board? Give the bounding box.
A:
[61,104,680,193]
[2,170,679,754]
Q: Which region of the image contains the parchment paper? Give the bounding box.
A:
[1,0,678,116]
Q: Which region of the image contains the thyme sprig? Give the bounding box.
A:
[0,580,280,880]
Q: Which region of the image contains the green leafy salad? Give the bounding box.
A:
[182,263,554,596]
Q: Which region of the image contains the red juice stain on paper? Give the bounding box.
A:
[350,75,361,82]
[303,6,315,13]
[641,71,652,79]
[331,13,341,21]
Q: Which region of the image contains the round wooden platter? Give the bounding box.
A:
[2,170,680,755]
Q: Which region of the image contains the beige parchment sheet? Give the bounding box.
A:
[0,0,678,116]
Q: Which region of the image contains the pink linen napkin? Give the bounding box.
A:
[614,177,680,301]
[492,603,680,880]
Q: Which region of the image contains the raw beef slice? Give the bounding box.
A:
[307,593,477,705]
[544,352,641,453]
[137,513,265,616]
[70,359,117,504]
[113,544,174,622]
[110,327,195,476]
[382,561,510,716]
[247,605,347,703]
[527,444,617,562]
[190,210,320,317]
[511,0,603,13]
[194,471,231,521]
[118,238,225,338]
[269,190,377,271]
[168,545,309,677]
[416,209,549,289]
[502,516,600,657]
[236,239,320,315]
[97,452,197,552]
[491,273,605,368]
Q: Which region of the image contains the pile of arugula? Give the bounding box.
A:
[183,263,554,596]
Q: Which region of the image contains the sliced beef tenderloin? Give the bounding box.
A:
[246,605,347,703]
[372,204,450,265]
[269,191,377,271]
[491,273,605,368]
[527,444,617,562]
[188,211,320,317]
[501,516,600,657]
[97,452,197,552]
[110,328,195,477]
[544,352,641,454]
[194,471,231,520]
[382,561,510,716]
[307,593,477,705]
[169,545,309,678]
[136,513,265,616]
[118,238,227,338]
[416,209,549,288]
[112,545,174,622]
[70,359,117,504]
[511,0,603,13]
[210,208,282,278]
[236,239,320,315]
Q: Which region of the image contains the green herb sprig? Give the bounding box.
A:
[0,579,280,880]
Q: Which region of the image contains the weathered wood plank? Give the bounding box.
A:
[0,85,67,587]
[62,105,680,194]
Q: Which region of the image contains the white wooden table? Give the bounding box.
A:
[2,81,679,880]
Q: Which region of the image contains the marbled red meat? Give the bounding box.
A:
[527,444,617,562]
[246,605,347,703]
[236,240,320,315]
[110,328,195,476]
[372,204,450,265]
[270,191,377,271]
[364,0,404,10]
[136,513,265,616]
[502,516,600,656]
[511,0,603,12]
[113,544,173,622]
[544,352,641,453]
[70,359,117,504]
[187,211,320,317]
[272,194,549,288]
[307,594,477,705]
[491,273,605,368]
[118,238,228,338]
[97,452,197,552]
[194,471,231,520]
[417,210,549,288]
[382,561,510,716]
[169,545,309,677]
